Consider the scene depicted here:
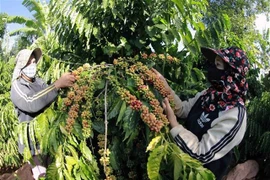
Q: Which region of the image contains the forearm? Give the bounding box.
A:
[172,91,203,118]
[11,83,58,113]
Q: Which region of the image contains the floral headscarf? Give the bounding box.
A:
[200,47,250,112]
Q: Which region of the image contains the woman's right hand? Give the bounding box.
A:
[54,72,76,89]
[162,98,179,128]
[152,68,173,94]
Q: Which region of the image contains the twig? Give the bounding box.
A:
[96,88,106,99]
[103,79,108,175]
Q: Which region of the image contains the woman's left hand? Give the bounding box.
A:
[162,98,179,128]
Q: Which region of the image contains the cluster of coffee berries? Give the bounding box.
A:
[136,80,169,125]
[140,105,164,132]
[125,61,175,109]
[140,68,175,109]
[114,83,164,132]
[97,134,116,180]
[125,66,169,125]
[62,63,96,137]
[143,69,171,97]
[117,87,143,111]
[82,119,91,138]
[65,117,75,133]
[141,52,180,64]
[110,58,176,131]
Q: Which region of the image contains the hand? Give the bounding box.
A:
[152,68,173,94]
[54,72,76,89]
[162,98,179,128]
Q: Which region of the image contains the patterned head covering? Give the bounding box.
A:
[12,48,42,81]
[200,46,250,112]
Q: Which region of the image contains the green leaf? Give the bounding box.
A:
[196,172,203,180]
[146,136,161,152]
[66,156,77,165]
[65,156,77,174]
[175,66,181,79]
[66,144,79,161]
[80,141,93,162]
[147,145,166,180]
[92,121,105,134]
[80,141,99,175]
[36,113,49,138]
[171,153,183,180]
[59,125,68,136]
[46,108,56,123]
[67,135,79,147]
[73,121,83,139]
[108,99,122,119]
[122,107,139,144]
[155,24,167,30]
[109,137,121,170]
[192,68,205,81]
[63,169,73,180]
[55,145,64,169]
[97,79,105,89]
[116,101,126,125]
[127,77,136,87]
[188,171,195,180]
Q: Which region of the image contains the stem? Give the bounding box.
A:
[103,79,109,176]
[44,56,114,69]
[96,88,106,99]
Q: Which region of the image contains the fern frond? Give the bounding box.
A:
[7,15,33,24]
[258,132,270,158]
[9,27,39,36]
[22,0,47,27]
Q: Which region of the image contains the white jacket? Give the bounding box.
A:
[170,91,247,164]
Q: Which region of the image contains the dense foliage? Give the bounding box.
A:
[0,59,21,172]
[0,13,7,40]
[19,55,213,179]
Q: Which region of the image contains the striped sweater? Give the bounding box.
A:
[10,77,58,122]
[170,91,246,179]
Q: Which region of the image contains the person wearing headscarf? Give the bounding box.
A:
[10,48,76,179]
[156,47,250,180]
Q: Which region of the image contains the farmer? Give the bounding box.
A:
[156,46,249,180]
[10,48,76,179]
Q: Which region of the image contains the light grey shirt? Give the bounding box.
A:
[10,77,58,122]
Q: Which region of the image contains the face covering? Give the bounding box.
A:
[22,63,37,78]
[206,63,226,83]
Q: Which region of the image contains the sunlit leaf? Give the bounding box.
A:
[146,136,161,152]
[147,145,166,180]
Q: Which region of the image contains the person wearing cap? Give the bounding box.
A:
[155,47,249,179]
[10,48,76,179]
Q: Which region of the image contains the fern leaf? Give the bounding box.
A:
[47,162,59,180]
[7,15,32,24]
[9,27,38,36]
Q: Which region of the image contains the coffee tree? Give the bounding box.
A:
[19,54,214,179]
